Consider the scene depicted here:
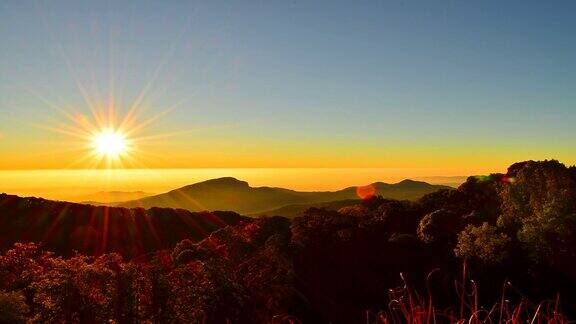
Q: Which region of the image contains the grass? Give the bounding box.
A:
[366,261,569,324]
[273,262,569,324]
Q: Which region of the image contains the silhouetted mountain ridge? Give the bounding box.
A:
[251,199,362,218]
[119,177,451,214]
[181,177,250,189]
[0,193,247,257]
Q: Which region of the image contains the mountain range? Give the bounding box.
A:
[118,177,451,216]
[0,177,449,257]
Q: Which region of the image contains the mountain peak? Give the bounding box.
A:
[395,179,442,188]
[190,177,249,188]
[397,179,424,185]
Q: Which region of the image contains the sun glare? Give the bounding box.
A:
[92,130,128,158]
[37,102,177,169]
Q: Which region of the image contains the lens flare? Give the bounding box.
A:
[356,184,376,199]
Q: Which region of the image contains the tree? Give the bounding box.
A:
[417,209,463,244]
[517,198,576,265]
[499,160,576,233]
[496,160,576,268]
[455,223,511,265]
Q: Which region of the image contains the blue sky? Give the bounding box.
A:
[0,0,575,170]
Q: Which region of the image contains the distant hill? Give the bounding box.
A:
[119,177,451,214]
[251,199,362,218]
[415,176,467,188]
[71,191,153,205]
[0,193,247,257]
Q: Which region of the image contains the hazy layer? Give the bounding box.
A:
[0,168,470,202]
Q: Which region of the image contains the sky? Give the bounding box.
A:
[0,0,575,179]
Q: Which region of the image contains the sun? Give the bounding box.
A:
[39,98,178,168]
[92,130,128,158]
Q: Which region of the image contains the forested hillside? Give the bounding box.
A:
[0,195,246,257]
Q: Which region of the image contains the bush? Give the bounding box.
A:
[0,291,28,324]
[417,209,462,244]
[518,199,576,264]
[499,160,576,233]
[455,223,511,265]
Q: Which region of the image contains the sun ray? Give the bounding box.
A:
[32,123,92,140]
[122,107,175,137]
[29,7,200,172]
[130,129,202,143]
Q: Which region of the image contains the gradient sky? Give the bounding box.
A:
[0,0,575,172]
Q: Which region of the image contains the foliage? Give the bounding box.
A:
[0,195,246,257]
[370,267,569,324]
[499,160,576,232]
[417,209,462,244]
[455,223,512,265]
[0,291,28,324]
[517,198,576,264]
